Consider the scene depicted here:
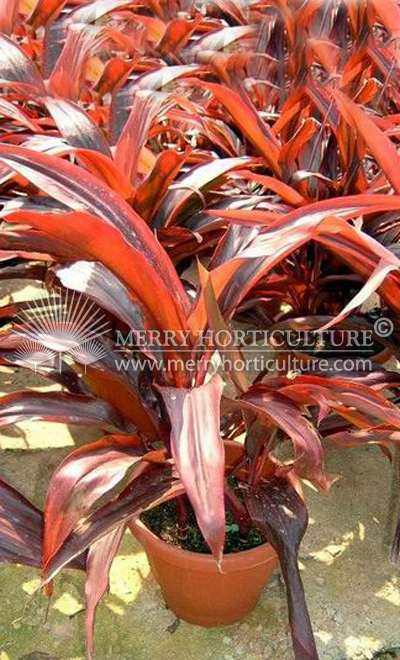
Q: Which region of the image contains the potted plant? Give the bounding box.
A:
[0,140,400,657]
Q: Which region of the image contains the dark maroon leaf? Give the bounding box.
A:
[209,223,260,269]
[322,428,398,449]
[43,97,112,157]
[0,391,127,432]
[309,365,400,391]
[281,377,400,430]
[243,478,319,660]
[85,523,125,660]
[0,478,85,571]
[238,387,330,489]
[391,512,400,563]
[109,65,201,142]
[43,435,148,571]
[42,21,68,76]
[43,464,182,582]
[0,478,43,568]
[152,157,255,228]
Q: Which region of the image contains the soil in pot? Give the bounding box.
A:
[140,498,265,554]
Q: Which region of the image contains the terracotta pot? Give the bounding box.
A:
[130,441,279,627]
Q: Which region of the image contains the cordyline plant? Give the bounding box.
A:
[2,0,400,659]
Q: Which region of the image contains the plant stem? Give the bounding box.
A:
[176,496,188,543]
[224,483,252,538]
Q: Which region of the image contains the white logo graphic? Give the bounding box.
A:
[13,288,110,371]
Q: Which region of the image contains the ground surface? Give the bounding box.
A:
[1,283,400,660]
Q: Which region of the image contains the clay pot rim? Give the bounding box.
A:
[131,517,277,572]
